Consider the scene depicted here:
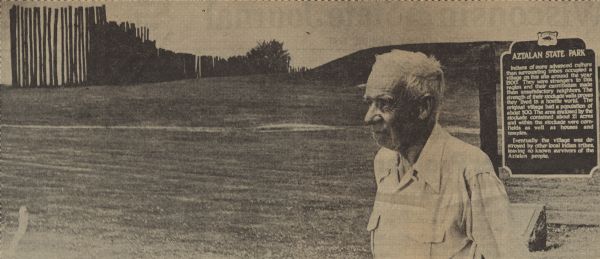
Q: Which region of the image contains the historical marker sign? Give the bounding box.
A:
[501,33,599,175]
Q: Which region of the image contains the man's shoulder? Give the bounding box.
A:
[444,134,490,161]
[373,147,397,181]
[442,130,495,177]
[374,147,396,170]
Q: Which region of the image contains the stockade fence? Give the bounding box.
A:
[9,4,201,87]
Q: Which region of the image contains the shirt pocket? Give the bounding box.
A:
[404,221,446,243]
[395,205,446,244]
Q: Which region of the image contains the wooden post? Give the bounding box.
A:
[78,7,84,84]
[75,7,79,85]
[189,55,193,78]
[53,8,58,86]
[93,6,101,84]
[78,7,82,84]
[83,7,87,84]
[24,8,27,86]
[31,7,36,86]
[85,7,90,83]
[47,7,52,86]
[104,5,107,24]
[478,44,500,175]
[74,8,79,84]
[197,56,200,78]
[31,8,37,86]
[130,23,135,38]
[23,7,29,87]
[61,8,66,85]
[35,7,40,86]
[46,7,50,86]
[36,7,42,86]
[17,6,22,86]
[46,7,52,86]
[43,7,48,86]
[200,56,205,78]
[67,6,72,85]
[64,6,69,85]
[82,7,87,84]
[68,6,73,85]
[16,6,21,86]
[95,6,100,24]
[28,8,33,86]
[46,8,50,86]
[10,6,17,86]
[62,7,67,85]
[41,7,46,86]
[75,6,80,84]
[89,7,94,81]
[46,7,51,86]
[87,7,95,84]
[32,7,37,86]
[82,7,86,83]
[95,6,106,83]
[97,6,102,24]
[76,7,80,84]
[39,7,43,86]
[100,5,106,24]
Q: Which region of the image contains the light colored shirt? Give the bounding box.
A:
[367,124,527,259]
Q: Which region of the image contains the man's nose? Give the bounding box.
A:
[364,105,382,125]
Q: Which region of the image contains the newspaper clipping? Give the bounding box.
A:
[2,1,600,258]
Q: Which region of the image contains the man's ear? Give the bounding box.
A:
[417,95,434,120]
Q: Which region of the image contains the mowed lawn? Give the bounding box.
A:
[2,126,378,258]
[2,75,599,258]
[1,75,366,128]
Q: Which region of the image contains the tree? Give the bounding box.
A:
[246,40,291,74]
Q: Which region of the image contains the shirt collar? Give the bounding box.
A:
[412,123,450,193]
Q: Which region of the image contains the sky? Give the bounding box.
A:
[3,1,600,85]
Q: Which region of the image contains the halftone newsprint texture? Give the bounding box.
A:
[2,1,600,258]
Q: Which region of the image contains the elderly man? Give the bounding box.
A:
[364,50,522,259]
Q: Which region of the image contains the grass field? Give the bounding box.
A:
[1,75,599,258]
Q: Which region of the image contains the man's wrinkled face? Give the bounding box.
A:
[363,82,418,151]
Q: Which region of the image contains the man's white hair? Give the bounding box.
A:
[368,49,446,116]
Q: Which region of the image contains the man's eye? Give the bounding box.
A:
[377,99,393,109]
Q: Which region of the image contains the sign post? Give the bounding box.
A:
[501,32,599,176]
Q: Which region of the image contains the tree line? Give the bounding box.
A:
[200,40,307,78]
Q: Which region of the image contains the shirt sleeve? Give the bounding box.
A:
[465,172,530,259]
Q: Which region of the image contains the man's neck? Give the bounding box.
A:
[398,122,435,166]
